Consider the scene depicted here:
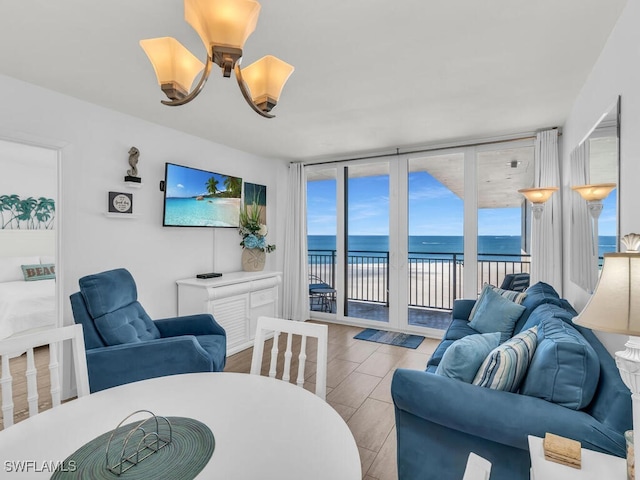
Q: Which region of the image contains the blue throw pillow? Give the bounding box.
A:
[468,284,527,321]
[435,333,501,383]
[473,326,538,392]
[468,287,526,343]
[520,317,600,410]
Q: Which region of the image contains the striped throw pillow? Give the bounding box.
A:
[472,326,538,392]
[468,283,527,321]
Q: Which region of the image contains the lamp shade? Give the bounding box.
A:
[241,55,294,104]
[185,0,261,50]
[140,37,204,92]
[574,253,640,335]
[571,183,616,202]
[518,187,558,204]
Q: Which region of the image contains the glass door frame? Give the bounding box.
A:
[305,138,534,336]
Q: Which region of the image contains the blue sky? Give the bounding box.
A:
[597,188,617,236]
[307,174,618,237]
[165,164,235,198]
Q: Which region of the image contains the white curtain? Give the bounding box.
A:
[569,142,598,292]
[282,163,310,321]
[531,129,562,290]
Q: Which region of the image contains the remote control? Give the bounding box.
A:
[196,273,223,279]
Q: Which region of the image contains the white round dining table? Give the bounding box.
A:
[0,372,362,479]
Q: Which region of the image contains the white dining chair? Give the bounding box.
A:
[0,324,90,428]
[462,452,492,480]
[250,316,328,400]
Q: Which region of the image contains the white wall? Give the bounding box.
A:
[562,0,640,353]
[0,139,57,198]
[0,73,288,323]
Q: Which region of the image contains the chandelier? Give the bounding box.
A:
[140,0,294,118]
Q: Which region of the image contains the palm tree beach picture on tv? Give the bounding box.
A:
[162,163,242,227]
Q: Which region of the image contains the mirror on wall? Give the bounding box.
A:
[569,96,620,293]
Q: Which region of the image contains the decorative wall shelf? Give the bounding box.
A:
[104,213,140,219]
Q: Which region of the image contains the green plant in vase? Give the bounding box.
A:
[239,201,274,271]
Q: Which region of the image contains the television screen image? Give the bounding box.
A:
[163,163,242,227]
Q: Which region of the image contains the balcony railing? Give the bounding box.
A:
[308,249,531,311]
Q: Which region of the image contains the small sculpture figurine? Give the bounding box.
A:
[125,146,141,183]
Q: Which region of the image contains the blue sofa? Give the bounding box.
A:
[70,268,227,393]
[391,282,632,480]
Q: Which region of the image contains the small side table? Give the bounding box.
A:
[528,435,626,479]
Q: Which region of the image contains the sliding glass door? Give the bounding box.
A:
[477,144,534,293]
[345,163,390,322]
[305,137,536,334]
[307,168,337,314]
[407,153,464,332]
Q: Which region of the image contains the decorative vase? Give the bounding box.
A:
[242,248,266,272]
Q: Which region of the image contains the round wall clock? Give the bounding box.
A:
[108,192,133,214]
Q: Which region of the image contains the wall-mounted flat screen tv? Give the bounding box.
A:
[162,163,242,227]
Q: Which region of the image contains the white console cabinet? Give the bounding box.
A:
[177,271,282,356]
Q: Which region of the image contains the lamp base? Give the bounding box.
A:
[616,337,640,480]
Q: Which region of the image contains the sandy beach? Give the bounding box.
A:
[311,259,530,311]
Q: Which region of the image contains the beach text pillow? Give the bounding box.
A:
[21,264,56,281]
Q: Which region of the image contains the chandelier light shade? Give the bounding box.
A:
[139,37,205,100]
[185,0,260,50]
[140,0,293,118]
[241,56,295,112]
[518,187,558,219]
[571,183,616,202]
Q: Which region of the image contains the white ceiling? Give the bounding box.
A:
[0,1,627,162]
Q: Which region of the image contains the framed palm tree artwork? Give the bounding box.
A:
[0,194,55,230]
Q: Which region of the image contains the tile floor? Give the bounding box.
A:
[224,321,440,480]
[4,322,441,478]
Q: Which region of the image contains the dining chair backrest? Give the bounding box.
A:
[250,316,328,400]
[462,452,492,480]
[0,324,90,428]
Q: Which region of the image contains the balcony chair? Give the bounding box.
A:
[308,274,336,313]
[70,268,226,393]
[1,324,89,428]
[250,316,328,400]
[499,272,530,292]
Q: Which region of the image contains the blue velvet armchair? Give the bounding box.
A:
[70,268,226,393]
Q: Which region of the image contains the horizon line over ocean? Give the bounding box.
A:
[308,234,617,258]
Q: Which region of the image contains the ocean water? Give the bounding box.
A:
[164,197,240,227]
[308,235,617,259]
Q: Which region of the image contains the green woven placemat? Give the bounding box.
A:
[51,417,214,479]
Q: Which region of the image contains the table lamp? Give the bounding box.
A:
[573,233,640,478]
